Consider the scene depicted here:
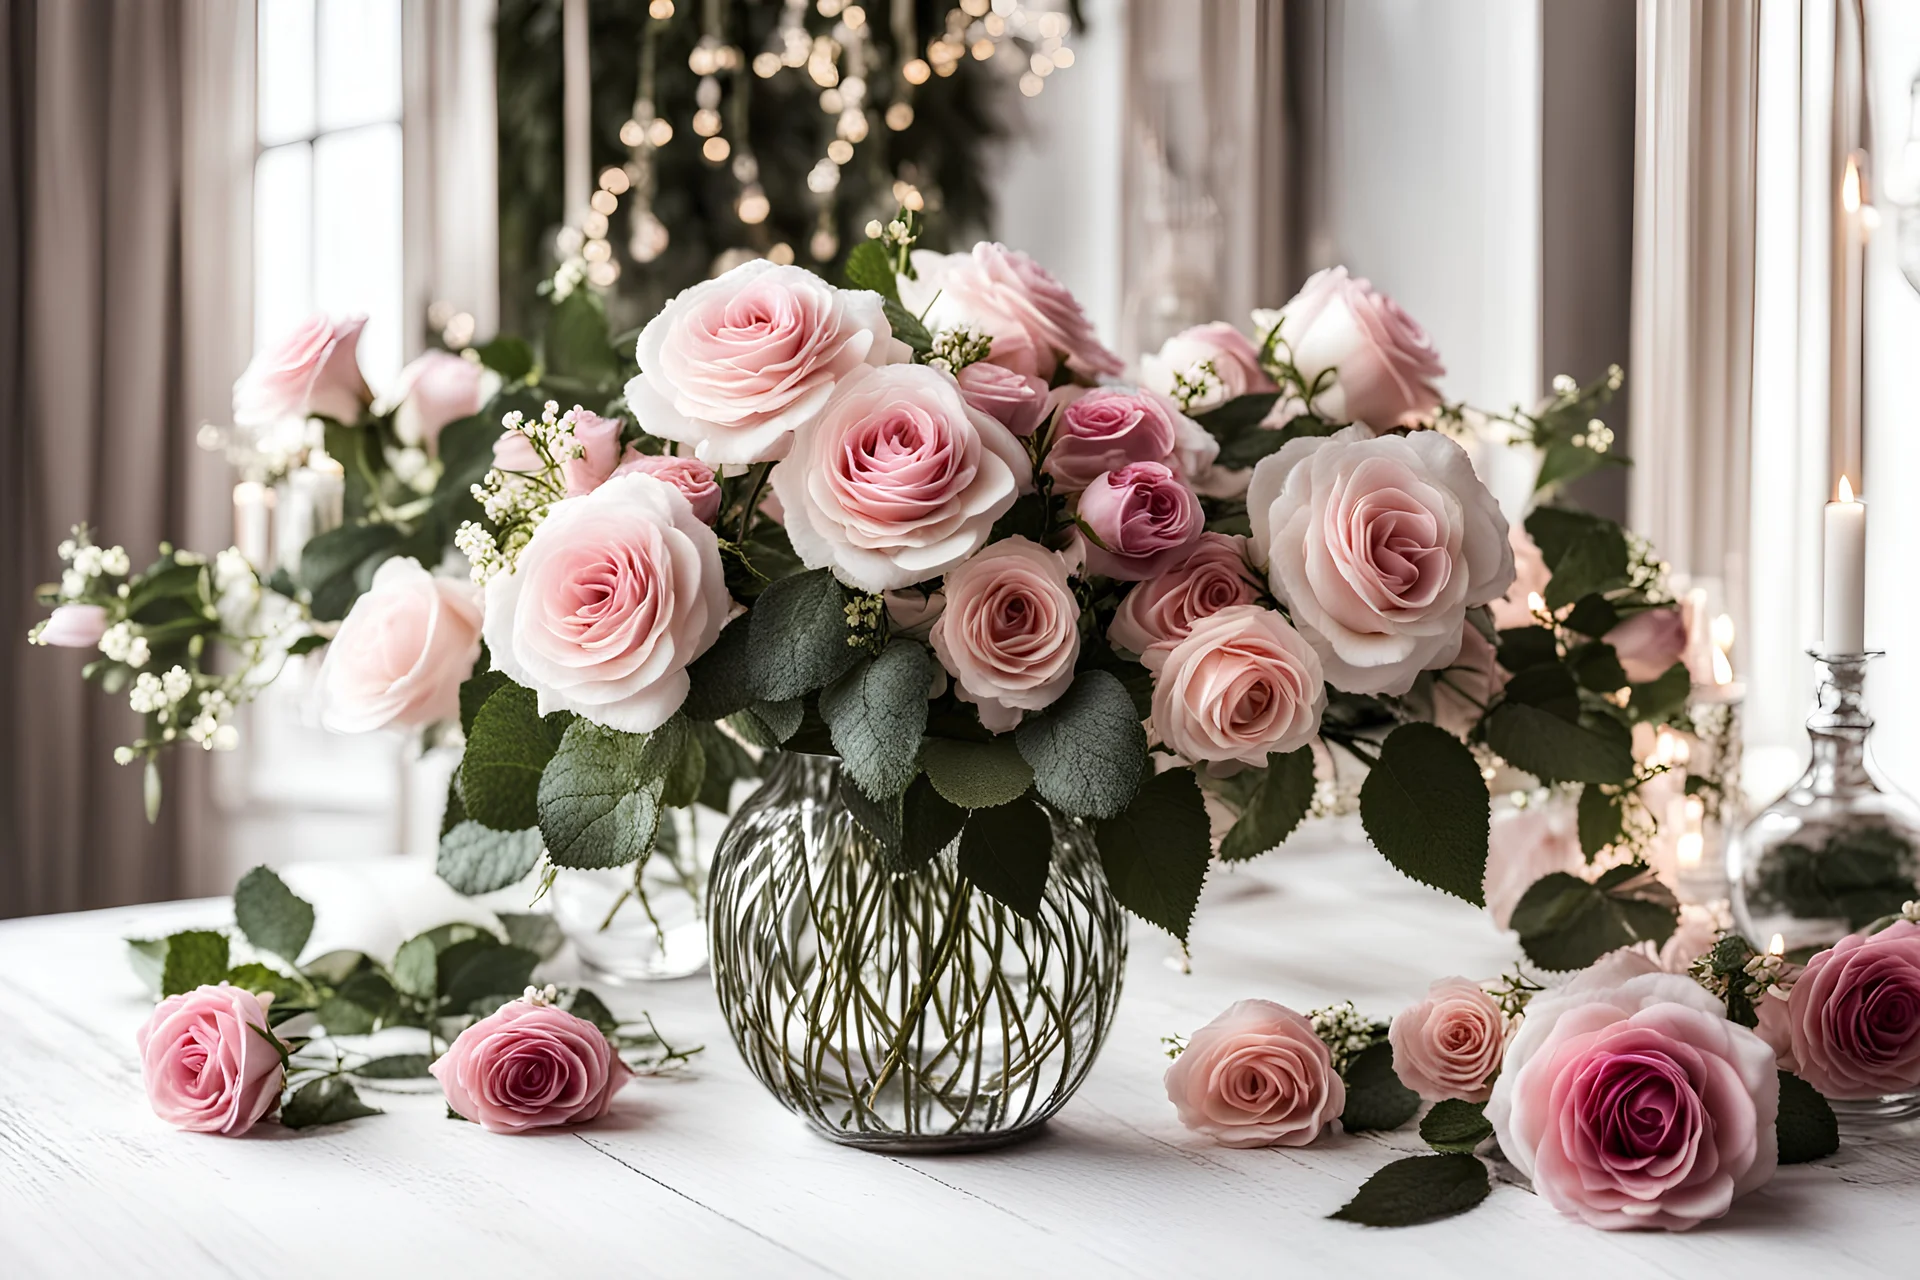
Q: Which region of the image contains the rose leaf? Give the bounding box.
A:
[1014,669,1147,819]
[1219,746,1316,861]
[1358,723,1490,905]
[821,639,932,801]
[1340,1040,1421,1133]
[1095,768,1212,941]
[1329,1154,1491,1227]
[1777,1071,1840,1164]
[958,795,1054,919]
[281,1077,382,1131]
[232,865,316,963]
[1419,1099,1493,1154]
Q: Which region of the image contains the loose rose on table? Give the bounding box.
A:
[1165,999,1345,1148]
[1760,921,1920,1099]
[433,989,633,1134]
[137,983,286,1136]
[1388,977,1506,1103]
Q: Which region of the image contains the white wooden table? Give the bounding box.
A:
[5,828,1918,1278]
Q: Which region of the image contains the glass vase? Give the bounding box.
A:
[549,807,717,982]
[707,753,1129,1152]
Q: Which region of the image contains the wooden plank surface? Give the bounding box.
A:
[3,823,1917,1278]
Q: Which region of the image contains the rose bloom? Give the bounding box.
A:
[1247,425,1514,695]
[136,984,285,1135]
[900,241,1125,382]
[610,452,722,524]
[1109,533,1264,657]
[927,537,1080,732]
[1487,971,1778,1231]
[488,407,625,497]
[1165,999,1345,1148]
[1077,462,1205,582]
[388,349,486,453]
[233,313,372,427]
[626,259,907,465]
[1273,267,1444,427]
[955,361,1052,438]
[484,473,729,732]
[1147,605,1326,771]
[1431,624,1505,737]
[1764,921,1920,1100]
[1607,606,1687,684]
[431,996,632,1134]
[317,557,482,733]
[1138,321,1278,413]
[1488,523,1550,630]
[1483,799,1583,930]
[1043,387,1218,492]
[36,603,108,648]
[1389,976,1506,1103]
[773,363,1031,593]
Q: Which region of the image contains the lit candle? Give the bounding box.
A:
[305,450,345,534]
[1834,155,1866,483]
[1824,475,1867,654]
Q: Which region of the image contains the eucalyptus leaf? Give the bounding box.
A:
[821,640,931,801]
[919,736,1034,809]
[897,774,967,874]
[537,719,675,870]
[1014,670,1147,819]
[437,822,543,895]
[460,683,562,831]
[747,569,860,701]
[682,619,755,721]
[391,934,438,1000]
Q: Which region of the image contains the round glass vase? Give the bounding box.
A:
[707,753,1129,1152]
[549,807,717,983]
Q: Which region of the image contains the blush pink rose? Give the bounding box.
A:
[1147,605,1326,771]
[1165,999,1345,1148]
[1138,321,1277,412]
[317,557,482,733]
[625,259,907,465]
[1486,971,1778,1231]
[136,983,285,1135]
[772,363,1031,592]
[1488,523,1550,630]
[610,452,722,524]
[1077,462,1205,582]
[431,996,632,1134]
[483,473,729,732]
[1247,425,1514,695]
[233,314,372,427]
[37,603,109,648]
[1771,922,1920,1099]
[561,409,626,496]
[1484,800,1583,930]
[389,350,487,453]
[1109,533,1264,657]
[1388,976,1506,1103]
[955,361,1052,438]
[927,537,1080,732]
[1043,387,1217,492]
[1606,607,1687,685]
[1274,267,1444,427]
[492,426,540,474]
[900,241,1125,381]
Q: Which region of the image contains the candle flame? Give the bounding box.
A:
[1843,156,1862,213]
[1526,591,1545,614]
[1677,831,1703,869]
[1769,933,1786,956]
[1711,613,1736,649]
[1838,474,1856,504]
[1711,644,1734,686]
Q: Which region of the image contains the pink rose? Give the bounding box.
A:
[561,409,626,496]
[772,363,1031,592]
[900,241,1125,381]
[927,537,1080,732]
[1484,800,1583,930]
[883,586,945,640]
[36,603,108,648]
[136,984,285,1135]
[1274,267,1444,427]
[1043,387,1217,492]
[610,452,722,524]
[1431,624,1505,736]
[955,361,1052,438]
[625,259,906,465]
[1772,922,1920,1099]
[1388,976,1506,1102]
[1077,462,1205,582]
[483,473,728,732]
[431,996,632,1134]
[1606,607,1687,685]
[1247,426,1514,695]
[1487,971,1778,1231]
[1165,999,1345,1148]
[1147,605,1326,771]
[317,557,482,733]
[1488,523,1550,630]
[492,426,540,474]
[1138,321,1277,412]
[389,350,486,453]
[233,314,372,427]
[1109,533,1264,657]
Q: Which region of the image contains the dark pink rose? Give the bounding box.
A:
[1109,533,1263,657]
[1077,462,1205,581]
[1139,321,1277,412]
[900,241,1125,381]
[390,350,487,454]
[1389,976,1506,1102]
[611,452,722,524]
[1043,387,1216,492]
[1775,922,1920,1099]
[1606,607,1687,685]
[1274,267,1444,427]
[233,314,372,427]
[136,984,285,1135]
[927,536,1080,732]
[36,603,108,648]
[955,361,1051,438]
[1165,999,1345,1148]
[431,995,632,1134]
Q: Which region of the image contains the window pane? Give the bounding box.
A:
[253,142,314,355]
[318,0,402,131]
[313,123,404,389]
[256,0,316,146]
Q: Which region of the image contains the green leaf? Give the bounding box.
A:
[727,698,803,748]
[682,620,755,721]
[299,522,407,621]
[1359,723,1490,905]
[958,796,1053,918]
[564,987,620,1039]
[1510,862,1679,970]
[1568,640,1628,693]
[1192,391,1283,433]
[883,298,933,354]
[281,1076,382,1130]
[1331,1154,1490,1226]
[126,938,168,996]
[821,640,932,801]
[1526,507,1630,608]
[1563,593,1621,637]
[1629,661,1692,723]
[459,661,510,738]
[692,720,758,812]
[537,718,677,870]
[838,769,903,852]
[391,934,439,1000]
[353,1053,434,1079]
[1014,670,1147,819]
[544,287,618,384]
[1485,666,1635,785]
[1496,626,1559,672]
[436,821,543,895]
[436,938,539,1013]
[1219,747,1316,861]
[1095,769,1212,940]
[1340,1041,1421,1132]
[316,969,397,1034]
[1777,1071,1840,1164]
[746,570,862,701]
[919,737,1034,809]
[897,774,967,874]
[498,912,566,962]
[286,633,328,657]
[232,865,315,962]
[474,335,535,380]
[842,239,901,300]
[160,930,231,997]
[1576,784,1623,858]
[1419,1099,1493,1153]
[223,962,303,1004]
[460,683,562,831]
